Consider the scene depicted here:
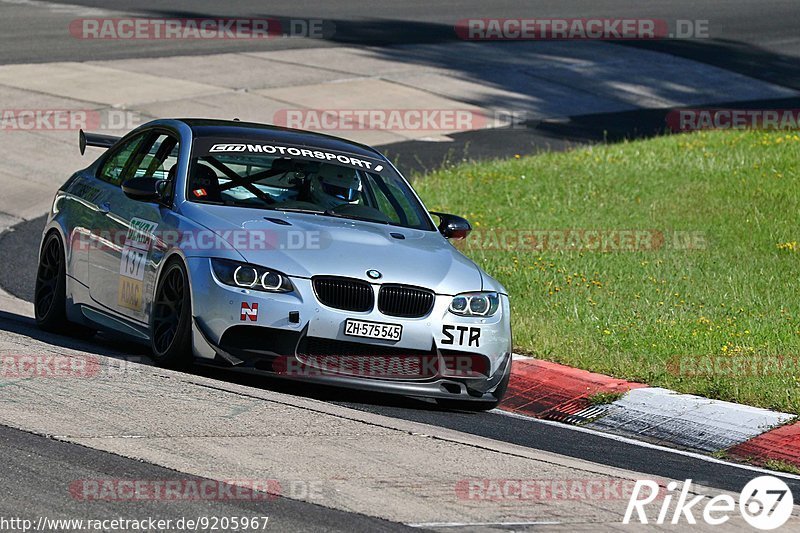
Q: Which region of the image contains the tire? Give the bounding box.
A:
[150,259,193,368]
[34,232,95,338]
[435,362,511,412]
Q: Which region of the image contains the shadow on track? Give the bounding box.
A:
[0,305,452,414]
[0,308,150,360]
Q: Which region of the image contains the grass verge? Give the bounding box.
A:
[415,130,800,414]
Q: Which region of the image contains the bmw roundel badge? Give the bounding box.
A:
[366,269,382,280]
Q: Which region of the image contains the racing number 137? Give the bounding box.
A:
[120,247,147,281]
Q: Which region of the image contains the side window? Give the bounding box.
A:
[370,182,402,224]
[365,173,419,227]
[98,134,145,185]
[129,134,179,182]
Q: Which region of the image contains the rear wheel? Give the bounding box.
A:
[34,232,95,338]
[150,259,192,368]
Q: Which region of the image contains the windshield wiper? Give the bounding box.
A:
[267,206,389,225]
[269,207,325,214]
[324,210,389,224]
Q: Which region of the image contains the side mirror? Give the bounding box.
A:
[122,178,166,202]
[431,211,472,240]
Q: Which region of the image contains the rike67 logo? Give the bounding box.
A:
[624,476,794,529]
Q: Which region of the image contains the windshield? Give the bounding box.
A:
[188,138,434,231]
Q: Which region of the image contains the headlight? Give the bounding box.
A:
[448,292,500,317]
[211,258,293,293]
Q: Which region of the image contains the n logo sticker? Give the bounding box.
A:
[241,302,258,321]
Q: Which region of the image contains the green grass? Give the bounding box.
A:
[414,130,800,414]
[587,391,625,406]
[711,450,730,460]
[764,459,800,475]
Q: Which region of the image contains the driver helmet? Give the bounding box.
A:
[310,164,362,210]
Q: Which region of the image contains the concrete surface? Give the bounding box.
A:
[0,307,772,530]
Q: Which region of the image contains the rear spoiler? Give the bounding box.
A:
[79,129,121,155]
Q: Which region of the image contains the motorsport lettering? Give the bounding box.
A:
[208,143,377,169]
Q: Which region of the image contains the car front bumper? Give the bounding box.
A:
[186,257,513,402]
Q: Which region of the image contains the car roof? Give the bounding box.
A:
[179,118,385,160]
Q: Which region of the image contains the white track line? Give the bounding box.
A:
[407,521,561,528]
[492,408,800,481]
[0,0,113,16]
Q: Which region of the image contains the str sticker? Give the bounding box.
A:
[441,325,481,347]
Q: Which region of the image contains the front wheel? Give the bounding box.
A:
[34,232,95,338]
[150,259,193,368]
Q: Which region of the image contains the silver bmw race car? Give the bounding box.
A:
[35,119,512,409]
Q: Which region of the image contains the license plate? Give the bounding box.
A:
[344,319,402,341]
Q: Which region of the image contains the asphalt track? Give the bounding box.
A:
[0,424,411,532]
[2,0,800,87]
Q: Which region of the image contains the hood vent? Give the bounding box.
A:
[264,217,292,226]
